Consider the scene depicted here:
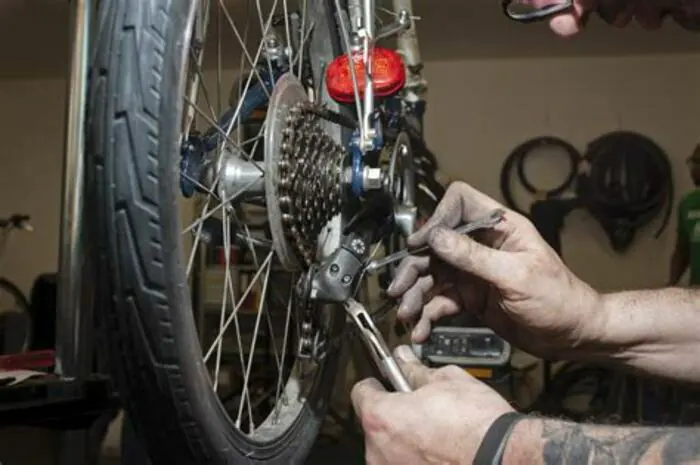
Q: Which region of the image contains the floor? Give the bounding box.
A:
[0,426,365,465]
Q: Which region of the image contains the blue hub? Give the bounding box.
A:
[178,68,278,198]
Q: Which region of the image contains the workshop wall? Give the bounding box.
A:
[0,53,698,298]
[0,78,66,295]
[422,53,700,292]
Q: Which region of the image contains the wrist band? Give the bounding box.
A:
[473,411,524,465]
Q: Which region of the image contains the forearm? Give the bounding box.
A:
[502,416,700,465]
[571,287,700,383]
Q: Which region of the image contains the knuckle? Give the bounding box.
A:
[449,180,469,195]
[398,300,420,319]
[396,255,423,276]
[424,300,446,319]
[452,236,477,266]
[435,365,466,380]
[454,234,473,254]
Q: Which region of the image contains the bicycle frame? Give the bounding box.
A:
[343,0,427,149]
[57,0,91,382]
[54,2,93,463]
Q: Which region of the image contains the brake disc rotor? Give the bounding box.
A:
[264,73,347,271]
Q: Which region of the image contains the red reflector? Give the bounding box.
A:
[325,47,406,103]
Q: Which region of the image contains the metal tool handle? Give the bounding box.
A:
[345,299,412,392]
[502,0,574,23]
[365,208,506,274]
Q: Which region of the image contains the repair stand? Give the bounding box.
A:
[0,349,118,464]
[52,1,120,463]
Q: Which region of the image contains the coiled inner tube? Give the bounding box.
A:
[577,131,673,253]
[500,136,581,216]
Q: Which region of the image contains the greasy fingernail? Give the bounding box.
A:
[411,326,423,341]
[387,281,396,294]
[395,345,417,362]
[396,302,407,317]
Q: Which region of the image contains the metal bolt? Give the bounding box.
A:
[363,167,383,191]
[330,264,340,275]
[397,9,411,27]
[350,238,366,255]
[342,275,352,284]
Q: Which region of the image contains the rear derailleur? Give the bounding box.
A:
[296,195,395,362]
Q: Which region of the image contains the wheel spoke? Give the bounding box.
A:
[189,47,219,124]
[296,0,307,77]
[255,0,279,82]
[212,205,231,390]
[219,206,256,422]
[179,0,345,440]
[273,280,295,420]
[217,0,273,100]
[182,175,263,238]
[235,255,272,430]
[182,96,265,174]
[232,210,284,377]
[203,251,274,362]
[333,0,364,137]
[281,0,293,65]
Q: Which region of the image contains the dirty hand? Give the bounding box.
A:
[523,0,699,37]
[351,346,514,465]
[388,181,601,358]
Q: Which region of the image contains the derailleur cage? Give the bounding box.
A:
[295,228,375,361]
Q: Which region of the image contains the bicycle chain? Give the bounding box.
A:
[278,101,347,267]
[278,102,400,361]
[298,298,397,370]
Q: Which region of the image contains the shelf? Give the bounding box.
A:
[0,374,118,430]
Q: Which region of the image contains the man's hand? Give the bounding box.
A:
[352,350,700,465]
[388,182,602,359]
[351,346,514,465]
[523,0,696,36]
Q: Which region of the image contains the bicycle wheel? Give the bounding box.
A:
[0,278,31,354]
[86,1,351,463]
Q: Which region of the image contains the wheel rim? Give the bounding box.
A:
[175,0,343,441]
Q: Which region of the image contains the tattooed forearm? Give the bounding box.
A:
[540,420,700,465]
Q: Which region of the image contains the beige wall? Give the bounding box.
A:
[423,53,700,292]
[0,78,66,294]
[1,53,698,297]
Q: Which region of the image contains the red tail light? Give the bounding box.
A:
[325,47,406,103]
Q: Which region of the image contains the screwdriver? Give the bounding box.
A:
[365,208,506,274]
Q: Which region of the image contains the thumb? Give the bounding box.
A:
[394,345,434,389]
[351,377,387,420]
[427,227,515,287]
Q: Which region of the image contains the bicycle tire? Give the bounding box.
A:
[0,277,31,354]
[86,1,346,463]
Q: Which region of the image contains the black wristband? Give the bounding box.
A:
[473,411,524,465]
